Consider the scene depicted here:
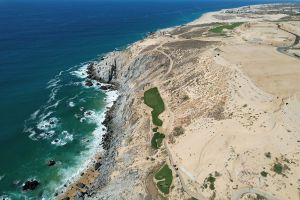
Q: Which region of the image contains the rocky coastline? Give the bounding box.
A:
[83,56,125,198]
[57,59,121,200]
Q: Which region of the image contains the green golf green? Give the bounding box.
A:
[151,132,165,149]
[209,22,243,33]
[155,164,173,194]
[144,87,165,126]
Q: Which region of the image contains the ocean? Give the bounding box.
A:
[0,0,294,199]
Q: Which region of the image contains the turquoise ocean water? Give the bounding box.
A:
[0,0,295,199]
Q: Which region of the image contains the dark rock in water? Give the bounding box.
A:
[22,179,39,191]
[85,111,92,116]
[63,197,70,200]
[100,85,109,90]
[94,162,102,170]
[87,74,93,79]
[86,63,94,73]
[47,160,56,166]
[77,182,86,189]
[85,80,93,87]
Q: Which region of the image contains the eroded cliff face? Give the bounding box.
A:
[85,26,226,199]
[86,43,176,199]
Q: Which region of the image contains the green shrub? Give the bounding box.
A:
[264,152,271,158]
[273,163,283,174]
[152,127,158,132]
[173,126,185,136]
[207,175,216,190]
[260,171,268,177]
[203,174,216,191]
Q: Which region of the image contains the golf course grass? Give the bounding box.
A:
[209,22,243,33]
[151,132,165,149]
[144,87,165,126]
[155,164,173,194]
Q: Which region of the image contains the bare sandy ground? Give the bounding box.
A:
[165,5,300,200]
[60,4,300,200]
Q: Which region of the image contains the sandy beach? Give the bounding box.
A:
[59,3,300,200]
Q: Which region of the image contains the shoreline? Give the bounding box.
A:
[58,5,218,198]
[56,64,119,200]
[58,3,300,200]
[56,6,219,198]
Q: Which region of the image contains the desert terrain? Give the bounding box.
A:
[59,4,300,200]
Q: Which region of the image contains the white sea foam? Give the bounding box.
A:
[83,110,95,118]
[27,129,37,140]
[45,99,63,110]
[63,131,73,142]
[47,130,55,138]
[80,117,86,123]
[47,78,61,89]
[37,117,58,131]
[68,92,82,101]
[38,130,55,140]
[70,64,89,79]
[51,138,66,146]
[40,111,53,121]
[51,131,73,146]
[79,98,87,103]
[105,90,119,106]
[29,109,40,120]
[47,85,62,103]
[23,58,119,196]
[0,174,5,182]
[0,195,10,200]
[68,101,75,107]
[55,86,119,196]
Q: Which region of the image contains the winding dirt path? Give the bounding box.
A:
[231,187,279,200]
[155,49,174,75]
[277,24,300,59]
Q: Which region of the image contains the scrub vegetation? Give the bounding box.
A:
[273,163,283,174]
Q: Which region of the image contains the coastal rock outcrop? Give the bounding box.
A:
[22,179,39,191]
[47,160,56,166]
[85,80,93,87]
[94,162,102,170]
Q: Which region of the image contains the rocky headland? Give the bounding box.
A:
[59,3,300,200]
